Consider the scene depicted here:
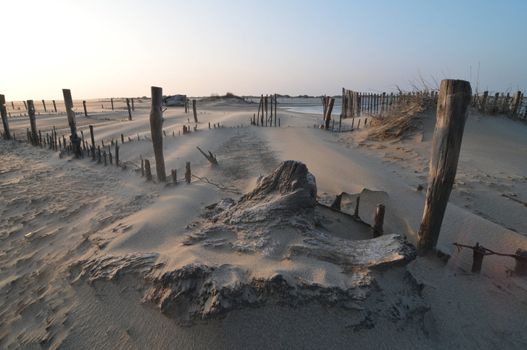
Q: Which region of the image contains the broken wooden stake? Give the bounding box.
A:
[372,204,385,238]
[144,159,152,181]
[196,146,218,165]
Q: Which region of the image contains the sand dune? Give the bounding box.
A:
[1,99,527,349]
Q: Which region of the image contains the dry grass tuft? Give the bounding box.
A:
[367,93,435,141]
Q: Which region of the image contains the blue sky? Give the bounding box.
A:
[1,0,526,99]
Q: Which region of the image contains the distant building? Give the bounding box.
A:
[164,94,187,107]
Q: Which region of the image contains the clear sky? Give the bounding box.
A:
[2,0,526,100]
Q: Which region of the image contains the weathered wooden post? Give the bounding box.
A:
[83,100,88,116]
[27,100,38,145]
[324,98,335,129]
[0,94,11,139]
[417,79,471,252]
[144,159,152,181]
[52,100,57,113]
[274,94,278,126]
[42,100,47,112]
[111,98,114,111]
[372,204,385,238]
[126,98,132,120]
[150,86,167,182]
[114,141,119,166]
[62,89,82,157]
[185,162,191,183]
[89,125,96,160]
[479,91,488,113]
[192,99,198,123]
[171,169,177,184]
[511,91,522,118]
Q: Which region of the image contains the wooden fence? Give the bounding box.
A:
[340,89,439,119]
[471,91,526,120]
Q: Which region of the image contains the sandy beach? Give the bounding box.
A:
[1,96,526,349]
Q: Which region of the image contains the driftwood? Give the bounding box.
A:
[196,146,218,165]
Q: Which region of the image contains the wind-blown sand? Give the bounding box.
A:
[1,98,526,349]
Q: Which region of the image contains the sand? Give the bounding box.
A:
[1,97,527,349]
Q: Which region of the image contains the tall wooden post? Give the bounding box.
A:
[150,86,167,182]
[111,98,114,111]
[417,79,471,252]
[126,98,132,120]
[52,100,57,113]
[0,94,11,139]
[63,89,82,157]
[192,99,198,123]
[83,100,88,116]
[27,100,38,145]
[274,94,277,126]
[42,100,47,112]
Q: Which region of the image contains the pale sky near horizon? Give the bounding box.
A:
[2,0,526,100]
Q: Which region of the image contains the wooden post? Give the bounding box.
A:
[52,100,57,113]
[42,99,47,112]
[144,159,152,181]
[62,89,82,157]
[372,204,385,238]
[171,169,177,184]
[417,79,472,252]
[192,99,198,123]
[185,98,188,113]
[126,98,132,120]
[185,162,191,183]
[274,94,278,126]
[150,86,167,182]
[479,91,488,113]
[82,100,88,117]
[264,95,268,126]
[0,94,11,139]
[89,125,96,160]
[115,142,119,166]
[324,98,335,129]
[511,91,522,118]
[27,100,38,145]
[111,98,114,111]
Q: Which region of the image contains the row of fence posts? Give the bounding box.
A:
[0,88,193,186]
[0,97,137,119]
[251,94,279,127]
[472,90,526,119]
